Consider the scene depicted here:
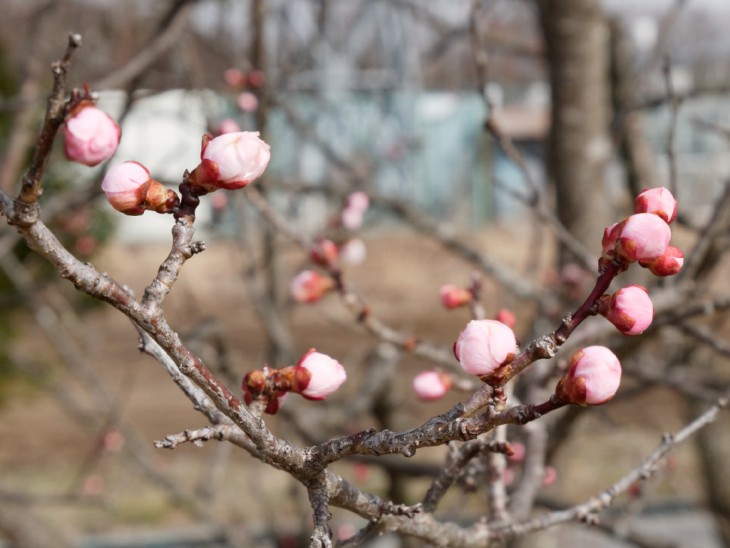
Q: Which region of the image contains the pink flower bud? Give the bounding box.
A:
[346,192,370,213]
[599,284,653,335]
[439,284,472,309]
[412,370,452,401]
[101,161,179,215]
[223,68,245,88]
[555,346,621,406]
[100,161,151,215]
[194,131,271,191]
[635,187,677,224]
[64,104,121,167]
[293,349,347,400]
[289,270,333,303]
[495,308,517,329]
[341,207,364,230]
[640,245,684,276]
[216,118,241,135]
[236,91,259,113]
[310,239,339,267]
[340,238,367,265]
[454,319,517,377]
[247,69,265,88]
[615,213,671,263]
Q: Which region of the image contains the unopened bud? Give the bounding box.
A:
[192,131,270,191]
[340,238,367,265]
[64,103,121,167]
[615,213,671,263]
[223,68,246,88]
[495,308,517,329]
[640,245,684,276]
[292,349,347,400]
[101,161,179,215]
[247,69,265,88]
[439,284,472,309]
[412,370,452,401]
[635,187,677,224]
[346,192,370,213]
[599,284,653,335]
[236,91,259,113]
[216,118,241,135]
[454,319,517,377]
[310,239,339,267]
[289,270,333,303]
[555,346,621,406]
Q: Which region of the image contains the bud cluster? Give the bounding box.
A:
[242,349,347,414]
[600,187,683,276]
[447,187,683,409]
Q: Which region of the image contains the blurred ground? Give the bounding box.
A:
[0,226,721,546]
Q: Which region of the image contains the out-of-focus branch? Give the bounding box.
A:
[471,0,597,273]
[422,439,512,512]
[92,0,196,90]
[0,1,58,193]
[662,57,681,197]
[15,33,80,209]
[489,393,728,541]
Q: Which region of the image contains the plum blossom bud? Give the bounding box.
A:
[454,319,517,377]
[64,104,121,167]
[599,284,653,335]
[635,187,677,224]
[293,349,347,400]
[341,192,370,230]
[439,284,472,309]
[101,161,179,215]
[341,207,364,230]
[340,238,367,265]
[507,442,525,463]
[217,118,241,135]
[640,245,684,276]
[247,69,265,88]
[495,308,517,329]
[310,239,339,267]
[555,346,621,406]
[346,192,370,213]
[236,91,259,113]
[223,68,245,88]
[193,131,271,191]
[615,213,671,263]
[289,270,333,303]
[412,370,452,401]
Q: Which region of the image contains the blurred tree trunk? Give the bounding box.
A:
[536,0,611,266]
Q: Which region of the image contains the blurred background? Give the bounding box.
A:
[1,0,730,546]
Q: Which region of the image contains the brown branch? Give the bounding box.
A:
[15,33,81,211]
[422,439,512,512]
[488,393,729,541]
